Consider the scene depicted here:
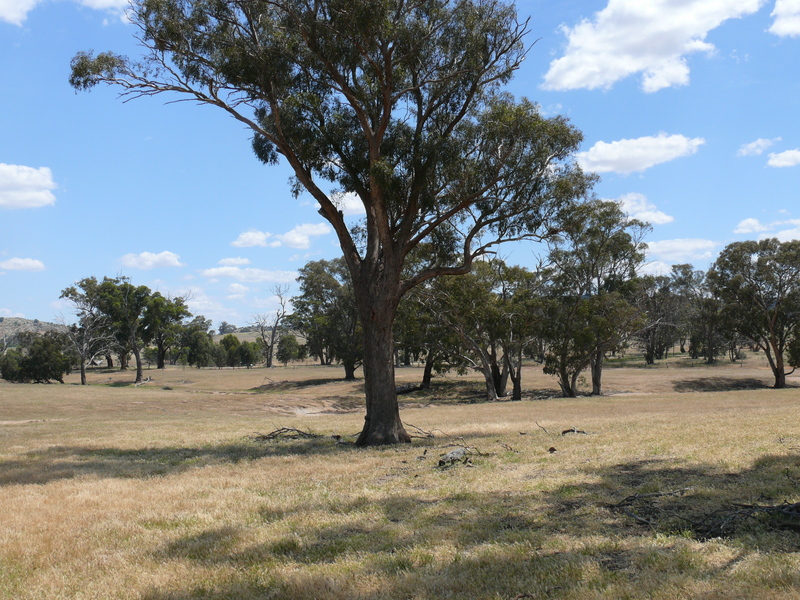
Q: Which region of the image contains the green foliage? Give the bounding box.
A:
[276,334,300,366]
[288,258,362,378]
[709,238,800,387]
[0,332,73,383]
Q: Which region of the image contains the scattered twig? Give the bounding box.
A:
[534,421,550,434]
[561,426,588,436]
[247,427,322,441]
[500,442,520,453]
[613,488,694,507]
[403,422,447,439]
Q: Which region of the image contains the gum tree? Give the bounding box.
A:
[709,239,800,388]
[71,0,593,444]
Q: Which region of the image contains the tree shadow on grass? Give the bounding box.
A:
[138,452,800,600]
[0,437,360,486]
[672,376,773,393]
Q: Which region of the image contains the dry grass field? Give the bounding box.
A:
[1,355,799,599]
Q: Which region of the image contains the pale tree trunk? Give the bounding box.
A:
[132,345,143,384]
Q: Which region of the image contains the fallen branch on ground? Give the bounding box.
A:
[247,427,322,441]
[561,426,588,436]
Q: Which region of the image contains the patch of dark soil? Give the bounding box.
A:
[673,377,772,393]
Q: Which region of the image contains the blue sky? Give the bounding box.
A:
[1,0,799,327]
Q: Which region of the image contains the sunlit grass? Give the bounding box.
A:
[0,359,799,599]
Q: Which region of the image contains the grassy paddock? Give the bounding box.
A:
[1,360,799,599]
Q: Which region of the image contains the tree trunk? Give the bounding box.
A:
[156,340,166,369]
[354,295,410,446]
[80,360,87,385]
[132,345,143,383]
[343,359,357,381]
[590,350,604,395]
[421,351,435,389]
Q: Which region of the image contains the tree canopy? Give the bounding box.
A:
[71,0,595,444]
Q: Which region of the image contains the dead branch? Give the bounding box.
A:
[403,421,447,439]
[247,427,322,441]
[561,426,588,436]
[534,421,551,434]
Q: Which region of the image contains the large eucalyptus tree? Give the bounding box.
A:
[71,0,593,444]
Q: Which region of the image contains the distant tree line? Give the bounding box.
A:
[285,202,800,395]
[3,214,799,391]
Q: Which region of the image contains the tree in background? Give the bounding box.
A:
[709,239,800,388]
[634,274,680,365]
[276,334,300,367]
[0,331,74,384]
[95,277,152,383]
[539,200,648,396]
[143,292,192,369]
[251,285,290,368]
[670,264,730,364]
[177,316,215,367]
[59,277,115,384]
[71,0,594,445]
[289,259,362,379]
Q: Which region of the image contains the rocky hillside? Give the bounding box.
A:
[0,317,65,345]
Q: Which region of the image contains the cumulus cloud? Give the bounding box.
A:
[616,192,674,225]
[577,133,705,174]
[218,257,251,266]
[0,257,45,271]
[770,221,800,241]
[0,0,127,25]
[542,0,764,92]
[275,223,331,249]
[331,191,366,216]
[737,137,781,156]
[769,0,800,36]
[231,230,275,248]
[646,238,717,263]
[767,149,800,167]
[0,164,57,209]
[734,217,770,233]
[0,0,39,25]
[0,308,25,317]
[120,251,184,270]
[231,223,331,249]
[200,266,296,283]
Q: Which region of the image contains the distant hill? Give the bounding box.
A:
[0,317,65,346]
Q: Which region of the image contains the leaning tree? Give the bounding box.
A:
[71,0,594,445]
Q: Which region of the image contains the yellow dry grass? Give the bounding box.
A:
[1,355,799,599]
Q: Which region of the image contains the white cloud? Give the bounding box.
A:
[0,164,57,209]
[226,283,250,300]
[755,219,800,241]
[616,192,674,225]
[734,217,770,233]
[231,223,331,249]
[737,137,781,156]
[0,308,25,318]
[577,133,705,173]
[0,0,127,26]
[331,191,366,216]
[218,257,251,266]
[769,0,800,36]
[120,251,184,270]
[0,257,45,271]
[0,0,39,25]
[231,230,275,248]
[274,223,331,249]
[542,0,765,92]
[767,149,800,167]
[646,238,717,263]
[637,260,673,276]
[200,266,296,283]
